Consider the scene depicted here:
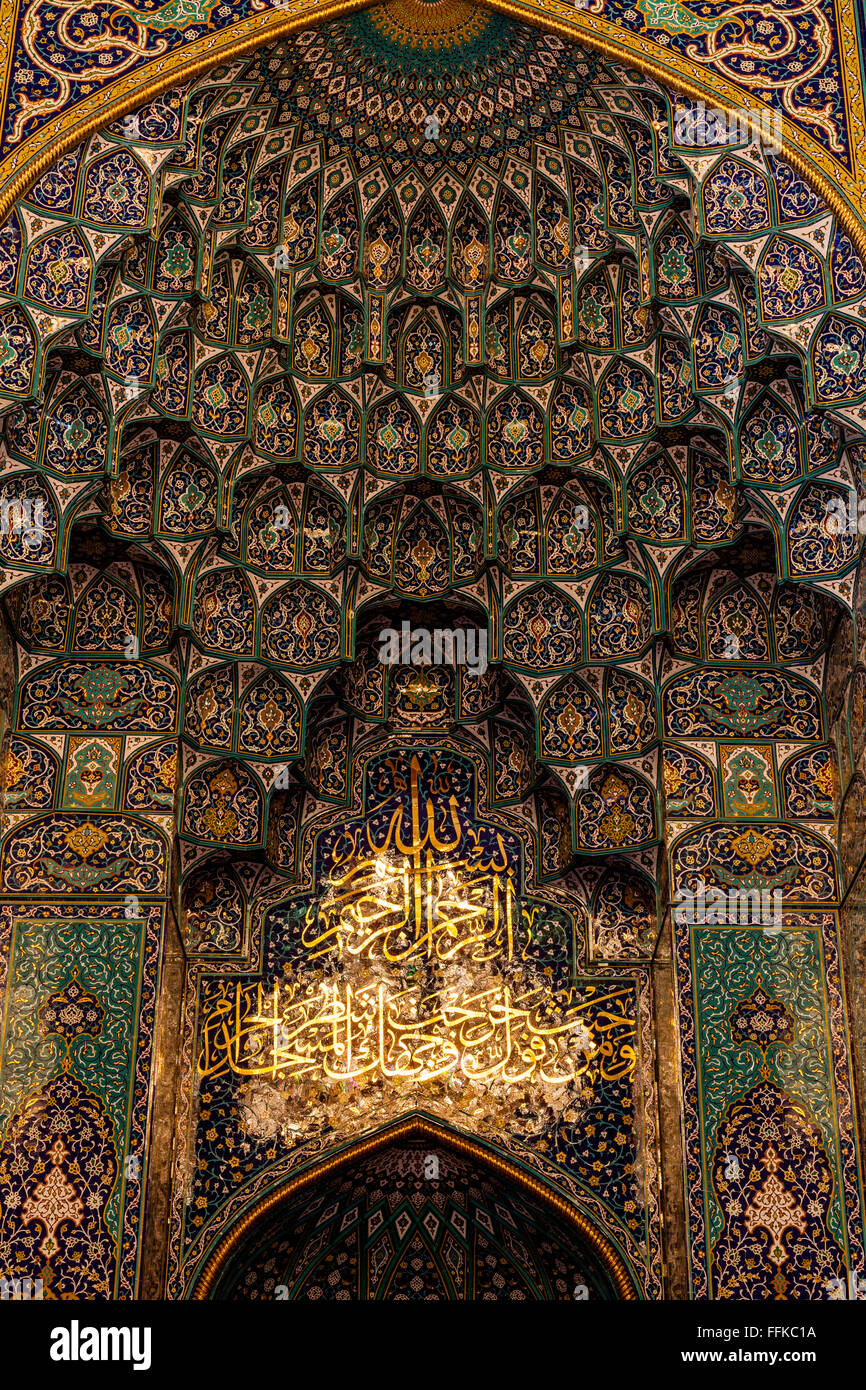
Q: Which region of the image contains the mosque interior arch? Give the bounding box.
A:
[0,0,864,1302]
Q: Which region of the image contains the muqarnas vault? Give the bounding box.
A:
[0,0,865,1302]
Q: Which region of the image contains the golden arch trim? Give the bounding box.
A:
[189,1111,641,1300]
[0,0,865,260]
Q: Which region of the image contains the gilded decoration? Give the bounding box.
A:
[0,0,865,255]
[0,0,863,1306]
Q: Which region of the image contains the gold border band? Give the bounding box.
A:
[0,0,865,259]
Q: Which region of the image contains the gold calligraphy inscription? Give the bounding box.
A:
[303,755,516,964]
[198,754,636,1087]
[198,976,636,1086]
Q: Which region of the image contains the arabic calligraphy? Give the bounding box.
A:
[197,974,637,1085]
[304,753,519,964]
[199,750,635,1097]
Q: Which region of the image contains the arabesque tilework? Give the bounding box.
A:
[0,1,863,1300]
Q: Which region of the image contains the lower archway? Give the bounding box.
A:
[194,1119,634,1300]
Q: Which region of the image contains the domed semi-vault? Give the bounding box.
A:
[0,0,865,1303]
